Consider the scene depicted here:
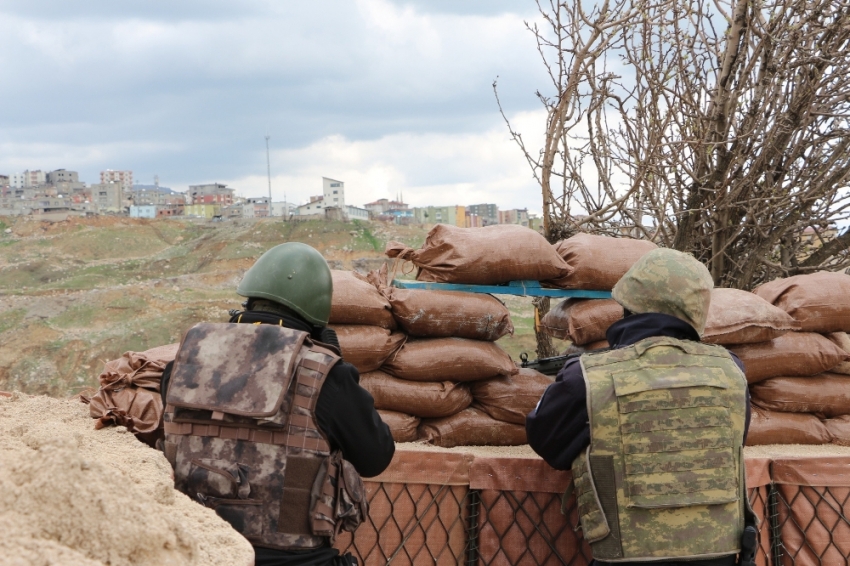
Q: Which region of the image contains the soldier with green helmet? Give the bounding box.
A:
[527,248,753,566]
[160,242,394,566]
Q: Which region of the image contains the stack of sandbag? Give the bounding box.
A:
[357,267,547,447]
[82,343,179,446]
[744,271,850,446]
[328,270,405,373]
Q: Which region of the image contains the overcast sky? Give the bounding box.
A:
[0,0,553,212]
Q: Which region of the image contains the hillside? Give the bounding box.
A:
[0,215,539,397]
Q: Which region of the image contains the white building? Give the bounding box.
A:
[10,170,46,189]
[101,170,133,193]
[323,177,345,208]
[271,201,296,217]
[346,205,369,221]
[129,205,157,218]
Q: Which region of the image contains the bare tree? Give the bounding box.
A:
[497,0,850,289]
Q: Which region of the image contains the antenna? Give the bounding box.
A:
[265,134,272,217]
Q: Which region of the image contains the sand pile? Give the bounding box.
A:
[0,393,254,566]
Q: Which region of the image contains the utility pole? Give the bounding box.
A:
[265,134,272,217]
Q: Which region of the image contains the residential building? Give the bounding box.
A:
[294,195,327,217]
[467,203,499,226]
[365,198,408,216]
[0,175,9,188]
[101,170,133,192]
[129,205,157,218]
[412,205,467,227]
[271,201,296,217]
[345,205,370,221]
[242,197,270,218]
[90,183,124,213]
[466,213,483,228]
[130,185,184,206]
[499,208,530,227]
[46,169,79,185]
[185,204,222,219]
[10,170,46,188]
[188,183,235,206]
[323,177,345,208]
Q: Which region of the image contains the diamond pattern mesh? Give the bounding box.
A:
[334,482,471,565]
[476,488,591,565]
[775,484,850,566]
[749,485,773,566]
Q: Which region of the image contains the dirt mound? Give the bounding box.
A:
[0,393,254,566]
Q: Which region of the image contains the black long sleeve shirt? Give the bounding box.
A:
[526,313,751,566]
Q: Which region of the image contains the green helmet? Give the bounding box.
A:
[237,242,333,326]
[611,248,713,334]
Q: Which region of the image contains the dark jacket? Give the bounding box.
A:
[526,313,750,566]
[162,311,395,566]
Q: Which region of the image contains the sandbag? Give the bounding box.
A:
[382,337,517,382]
[377,409,420,443]
[750,373,850,418]
[329,325,406,373]
[84,343,179,446]
[754,271,850,333]
[826,332,850,375]
[703,288,800,345]
[329,270,396,329]
[729,332,849,384]
[418,407,527,448]
[550,233,657,290]
[360,371,472,418]
[470,368,551,425]
[825,415,850,446]
[745,407,832,446]
[540,298,622,344]
[385,224,572,285]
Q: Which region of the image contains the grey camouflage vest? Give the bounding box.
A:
[162,322,367,550]
[572,336,748,562]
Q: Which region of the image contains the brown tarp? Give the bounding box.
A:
[382,337,517,382]
[84,343,179,446]
[754,271,850,333]
[703,288,801,345]
[826,332,850,375]
[470,368,552,425]
[551,233,657,290]
[825,415,850,446]
[329,270,396,329]
[329,325,406,373]
[418,407,527,448]
[540,298,622,344]
[772,457,850,566]
[745,407,832,445]
[750,373,850,418]
[362,371,472,418]
[385,224,573,285]
[730,332,849,384]
[376,409,420,443]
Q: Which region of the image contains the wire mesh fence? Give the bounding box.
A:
[772,484,850,565]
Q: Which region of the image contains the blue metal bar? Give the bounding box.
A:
[391,279,612,299]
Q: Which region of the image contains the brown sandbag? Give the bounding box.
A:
[377,409,420,443]
[329,325,406,373]
[703,288,800,345]
[750,373,850,418]
[754,271,850,333]
[470,368,551,425]
[729,332,849,384]
[385,224,573,285]
[382,337,517,382]
[540,298,622,344]
[329,270,396,329]
[417,407,527,448]
[826,332,850,375]
[826,415,850,446]
[360,371,472,418]
[84,343,179,446]
[745,406,832,445]
[550,233,657,290]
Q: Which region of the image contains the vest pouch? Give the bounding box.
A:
[336,458,368,534]
[612,367,739,509]
[187,458,252,500]
[199,495,264,540]
[570,451,611,543]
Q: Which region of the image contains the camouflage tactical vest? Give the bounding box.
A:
[162,322,367,550]
[571,336,748,562]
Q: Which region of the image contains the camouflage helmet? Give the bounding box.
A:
[237,242,332,326]
[611,248,713,334]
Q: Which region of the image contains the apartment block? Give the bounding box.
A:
[101,170,133,192]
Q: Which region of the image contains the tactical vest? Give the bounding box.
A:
[571,336,748,562]
[162,322,367,550]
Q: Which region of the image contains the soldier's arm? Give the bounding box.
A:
[526,357,591,470]
[315,361,395,478]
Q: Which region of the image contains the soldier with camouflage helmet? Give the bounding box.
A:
[527,248,752,566]
[160,242,395,566]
